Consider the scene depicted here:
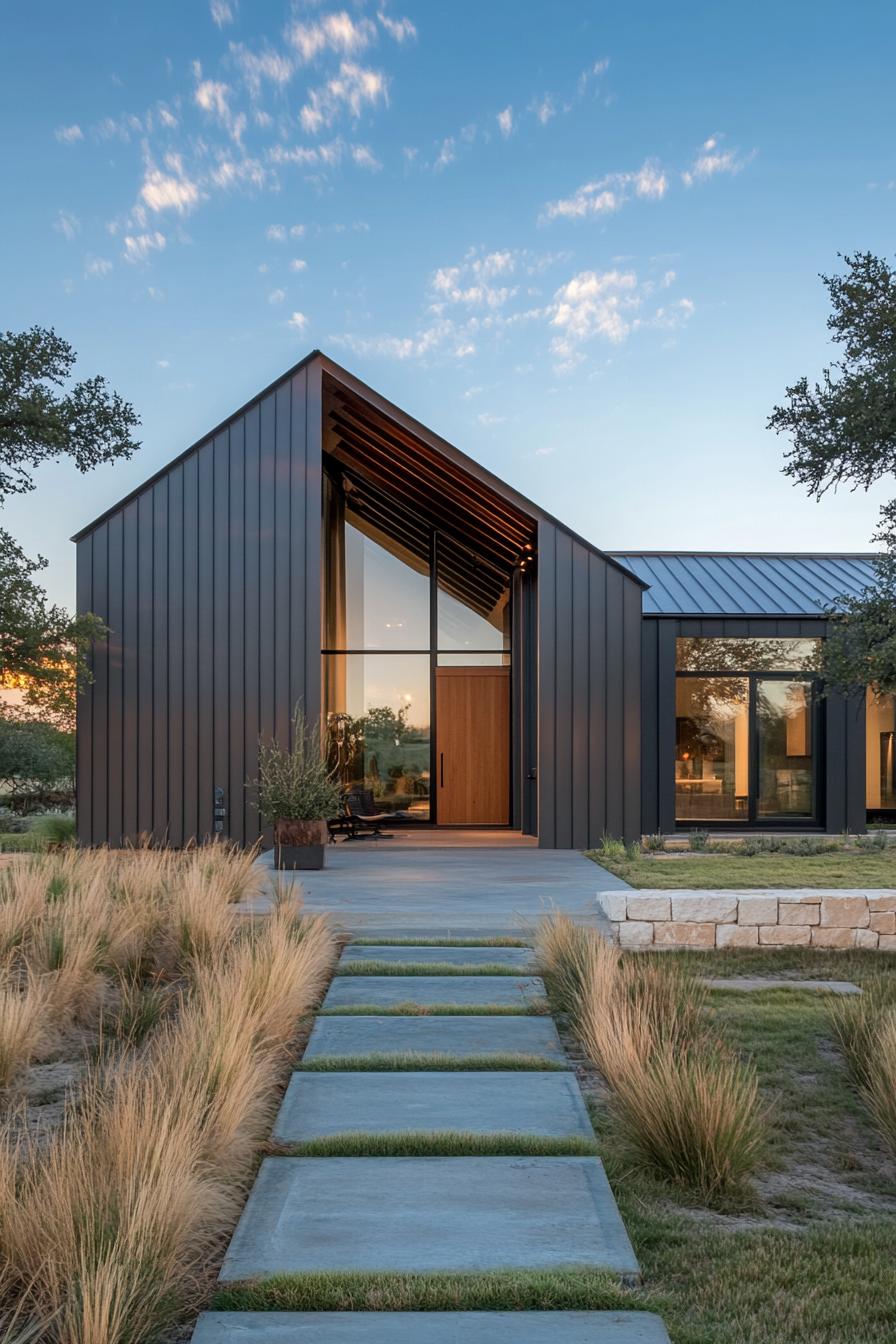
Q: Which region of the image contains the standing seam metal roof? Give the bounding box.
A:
[609,552,880,616]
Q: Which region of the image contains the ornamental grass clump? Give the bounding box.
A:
[0,844,339,1344]
[829,976,896,1154]
[538,913,766,1203]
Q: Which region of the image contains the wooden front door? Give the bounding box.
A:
[435,666,510,825]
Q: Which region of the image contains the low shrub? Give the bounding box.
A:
[594,833,626,861]
[688,829,709,851]
[855,830,888,850]
[30,815,76,846]
[0,833,45,854]
[644,832,666,852]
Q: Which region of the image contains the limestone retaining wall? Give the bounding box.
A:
[596,889,896,950]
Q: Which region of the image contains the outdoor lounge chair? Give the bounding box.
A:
[344,789,394,839]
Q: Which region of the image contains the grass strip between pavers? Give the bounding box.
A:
[347,937,532,948]
[318,1002,549,1017]
[275,1130,599,1157]
[213,1268,630,1313]
[335,962,529,976]
[298,1052,568,1072]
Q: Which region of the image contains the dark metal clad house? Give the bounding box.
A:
[73,352,644,849]
[74,354,891,848]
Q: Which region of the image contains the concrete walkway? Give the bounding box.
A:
[253,845,626,938]
[195,941,670,1342]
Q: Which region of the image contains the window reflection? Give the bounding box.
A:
[756,679,813,817]
[866,690,896,815]
[676,637,819,673]
[324,654,431,818]
[437,534,510,652]
[323,475,430,650]
[676,677,749,821]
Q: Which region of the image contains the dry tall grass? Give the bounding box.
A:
[829,978,896,1155]
[0,843,338,1344]
[537,912,765,1202]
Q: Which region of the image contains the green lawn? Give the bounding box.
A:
[589,849,896,888]
[583,957,896,1342]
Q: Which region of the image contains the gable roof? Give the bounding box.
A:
[71,350,644,587]
[611,551,879,617]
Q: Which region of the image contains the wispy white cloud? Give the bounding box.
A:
[230,43,293,95]
[193,64,245,142]
[299,61,388,133]
[578,57,609,93]
[532,95,555,125]
[548,267,695,368]
[210,0,236,26]
[84,256,113,277]
[550,269,640,359]
[54,209,80,240]
[140,154,201,214]
[542,159,667,221]
[287,12,376,62]
[497,105,513,137]
[289,257,307,272]
[682,134,754,185]
[266,224,286,241]
[268,287,286,303]
[350,143,381,169]
[122,231,166,263]
[377,12,417,42]
[477,410,507,426]
[434,136,455,170]
[431,250,518,308]
[55,124,83,143]
[288,311,308,330]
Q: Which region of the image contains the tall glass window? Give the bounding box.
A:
[323,654,431,818]
[675,638,818,825]
[866,690,896,817]
[437,533,510,654]
[322,466,516,820]
[676,677,749,821]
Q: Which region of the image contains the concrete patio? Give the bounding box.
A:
[256,844,626,938]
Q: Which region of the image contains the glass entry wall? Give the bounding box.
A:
[322,464,513,821]
[675,638,821,826]
[866,690,896,820]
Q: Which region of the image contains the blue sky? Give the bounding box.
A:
[3,0,895,608]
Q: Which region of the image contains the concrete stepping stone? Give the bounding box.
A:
[303,1014,567,1063]
[218,1156,640,1280]
[323,974,546,1010]
[702,976,861,995]
[273,1070,594,1142]
[341,944,534,969]
[194,1310,672,1342]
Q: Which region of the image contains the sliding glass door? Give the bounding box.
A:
[756,678,815,819]
[675,639,821,827]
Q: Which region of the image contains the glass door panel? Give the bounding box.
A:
[675,677,749,822]
[323,653,432,819]
[756,679,814,818]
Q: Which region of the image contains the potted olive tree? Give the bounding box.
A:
[254,706,343,870]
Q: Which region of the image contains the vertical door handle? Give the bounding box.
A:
[440,753,444,787]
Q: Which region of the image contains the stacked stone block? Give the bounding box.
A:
[597,889,896,950]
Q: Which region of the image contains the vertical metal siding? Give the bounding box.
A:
[75,364,321,847]
[537,521,642,847]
